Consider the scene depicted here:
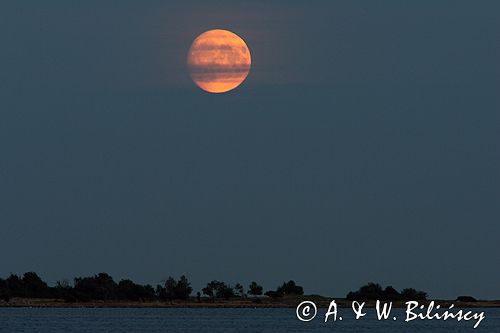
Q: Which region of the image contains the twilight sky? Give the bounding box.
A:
[0,0,499,299]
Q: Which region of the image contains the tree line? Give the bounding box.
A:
[346,282,428,301]
[0,272,304,303]
[1,272,440,303]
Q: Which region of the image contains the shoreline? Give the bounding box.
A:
[2,297,499,309]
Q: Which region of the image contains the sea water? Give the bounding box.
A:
[0,307,498,332]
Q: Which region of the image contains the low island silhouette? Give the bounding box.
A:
[0,272,497,308]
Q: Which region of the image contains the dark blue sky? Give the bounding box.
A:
[1,1,499,299]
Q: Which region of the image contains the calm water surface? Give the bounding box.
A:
[0,308,499,332]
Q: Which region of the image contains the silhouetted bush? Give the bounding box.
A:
[456,296,477,302]
[264,290,283,299]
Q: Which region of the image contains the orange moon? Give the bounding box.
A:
[187,29,251,93]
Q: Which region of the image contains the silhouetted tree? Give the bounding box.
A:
[56,279,71,289]
[164,276,192,301]
[144,285,155,299]
[117,279,154,301]
[6,274,24,297]
[0,278,10,302]
[401,288,427,301]
[22,272,48,297]
[234,283,245,297]
[347,283,427,301]
[74,273,117,301]
[165,277,177,301]
[202,280,234,300]
[276,280,304,296]
[174,275,193,300]
[347,282,384,300]
[54,279,74,301]
[202,280,221,300]
[217,284,235,299]
[360,282,383,299]
[156,285,167,300]
[248,282,263,297]
[384,286,400,300]
[0,272,189,302]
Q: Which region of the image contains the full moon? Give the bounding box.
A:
[187,29,251,93]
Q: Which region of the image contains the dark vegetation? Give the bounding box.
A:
[264,280,304,299]
[346,282,428,301]
[456,296,477,302]
[0,272,298,303]
[0,272,159,303]
[1,273,458,304]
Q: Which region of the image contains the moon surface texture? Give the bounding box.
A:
[187,29,251,93]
